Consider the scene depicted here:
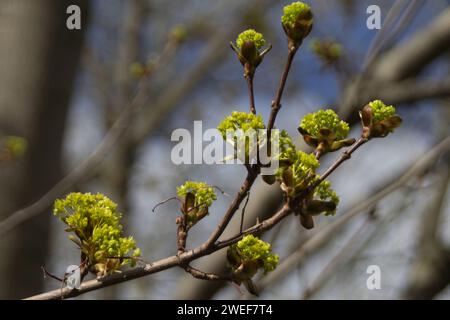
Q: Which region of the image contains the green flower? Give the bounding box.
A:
[281,2,311,28]
[262,130,297,185]
[218,111,265,163]
[360,100,402,139]
[308,179,339,216]
[229,235,278,296]
[275,130,297,164]
[231,30,271,79]
[227,234,279,294]
[314,180,339,204]
[177,181,217,228]
[235,235,279,273]
[236,29,266,50]
[275,150,319,197]
[272,146,340,222]
[298,109,355,155]
[217,111,265,137]
[281,2,313,47]
[54,193,140,276]
[290,151,319,178]
[299,109,349,140]
[294,178,340,228]
[176,181,217,209]
[369,100,396,123]
[276,150,319,178]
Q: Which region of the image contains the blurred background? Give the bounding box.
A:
[0,0,449,299]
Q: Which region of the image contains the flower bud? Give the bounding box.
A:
[177,181,217,228]
[227,235,279,295]
[360,100,402,139]
[230,29,271,79]
[281,2,313,49]
[298,109,354,155]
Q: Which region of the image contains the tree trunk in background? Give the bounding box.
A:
[0,0,87,298]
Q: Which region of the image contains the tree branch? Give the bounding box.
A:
[23,130,411,300]
[246,76,256,114]
[252,136,450,294]
[202,43,300,250]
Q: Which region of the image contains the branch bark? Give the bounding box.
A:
[252,136,450,295]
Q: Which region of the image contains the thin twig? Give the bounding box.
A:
[240,192,250,234]
[202,46,300,249]
[251,136,450,294]
[267,48,298,132]
[246,76,256,114]
[26,131,441,300]
[182,264,231,281]
[313,137,367,187]
[25,204,292,300]
[202,172,258,249]
[41,266,64,283]
[152,197,183,212]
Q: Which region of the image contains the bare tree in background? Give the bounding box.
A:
[1,0,449,300]
[0,0,87,298]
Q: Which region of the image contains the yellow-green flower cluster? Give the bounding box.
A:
[273,130,296,163]
[314,180,339,215]
[314,180,339,204]
[281,2,311,29]
[281,1,313,46]
[177,181,217,209]
[91,224,139,259]
[235,235,279,273]
[54,193,140,275]
[236,29,266,50]
[274,148,339,217]
[291,151,319,179]
[276,150,319,184]
[360,100,401,139]
[217,111,265,138]
[369,100,396,123]
[299,109,349,140]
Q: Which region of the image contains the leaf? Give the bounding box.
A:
[305,200,336,215]
[262,174,276,185]
[184,192,195,214]
[300,213,314,229]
